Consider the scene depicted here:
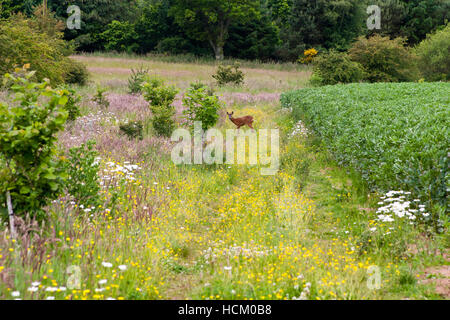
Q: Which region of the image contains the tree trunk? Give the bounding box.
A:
[214,45,224,61]
[6,191,16,239]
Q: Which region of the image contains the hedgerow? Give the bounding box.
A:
[281,83,449,210]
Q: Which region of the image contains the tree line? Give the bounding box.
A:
[0,0,449,61]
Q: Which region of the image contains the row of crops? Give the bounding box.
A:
[281,82,449,209]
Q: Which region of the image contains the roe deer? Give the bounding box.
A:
[227,111,254,130]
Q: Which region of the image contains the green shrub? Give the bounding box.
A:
[310,50,365,86]
[415,23,450,81]
[148,104,176,137]
[64,60,89,86]
[64,141,102,213]
[182,84,222,131]
[92,87,110,109]
[348,35,419,82]
[0,68,69,221]
[189,81,215,96]
[0,14,80,86]
[212,63,244,86]
[63,86,82,122]
[142,77,178,137]
[119,121,144,140]
[128,66,150,94]
[282,82,450,209]
[142,77,178,106]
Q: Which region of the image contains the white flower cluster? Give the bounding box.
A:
[101,160,142,185]
[20,282,67,300]
[376,191,429,224]
[292,280,311,300]
[288,120,309,139]
[202,241,271,264]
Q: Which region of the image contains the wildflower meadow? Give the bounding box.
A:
[0,1,449,305]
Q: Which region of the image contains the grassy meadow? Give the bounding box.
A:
[0,54,448,300]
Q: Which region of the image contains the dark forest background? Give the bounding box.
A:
[1,0,449,61]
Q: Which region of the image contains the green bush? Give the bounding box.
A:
[119,121,144,140]
[0,14,85,86]
[415,23,450,81]
[0,68,69,221]
[142,77,178,106]
[212,63,244,86]
[92,87,110,109]
[282,83,450,209]
[64,60,89,86]
[64,141,102,213]
[128,66,150,94]
[310,50,365,86]
[182,84,222,131]
[348,35,419,82]
[142,77,178,137]
[63,86,82,122]
[148,104,176,137]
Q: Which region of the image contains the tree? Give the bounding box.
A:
[401,0,450,44]
[0,13,71,84]
[100,20,138,53]
[0,68,69,223]
[47,0,139,51]
[369,0,450,44]
[225,1,280,61]
[170,0,260,60]
[415,23,450,81]
[277,0,366,61]
[369,0,408,39]
[0,0,40,18]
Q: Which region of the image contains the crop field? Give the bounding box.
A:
[282,83,450,209]
[0,54,449,301]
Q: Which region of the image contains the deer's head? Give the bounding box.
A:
[227,111,234,119]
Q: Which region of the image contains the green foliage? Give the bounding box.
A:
[401,0,450,45]
[278,0,365,60]
[225,5,280,61]
[64,59,89,86]
[142,77,178,107]
[62,86,81,121]
[310,50,365,86]
[157,36,195,55]
[133,1,211,56]
[0,68,69,221]
[64,141,102,213]
[282,82,450,209]
[348,35,419,82]
[100,20,138,53]
[48,0,140,52]
[212,63,244,86]
[182,84,222,130]
[142,77,178,137]
[170,0,260,59]
[369,0,449,45]
[119,121,144,140]
[0,13,79,85]
[148,104,176,137]
[127,66,150,94]
[92,87,110,109]
[415,23,450,81]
